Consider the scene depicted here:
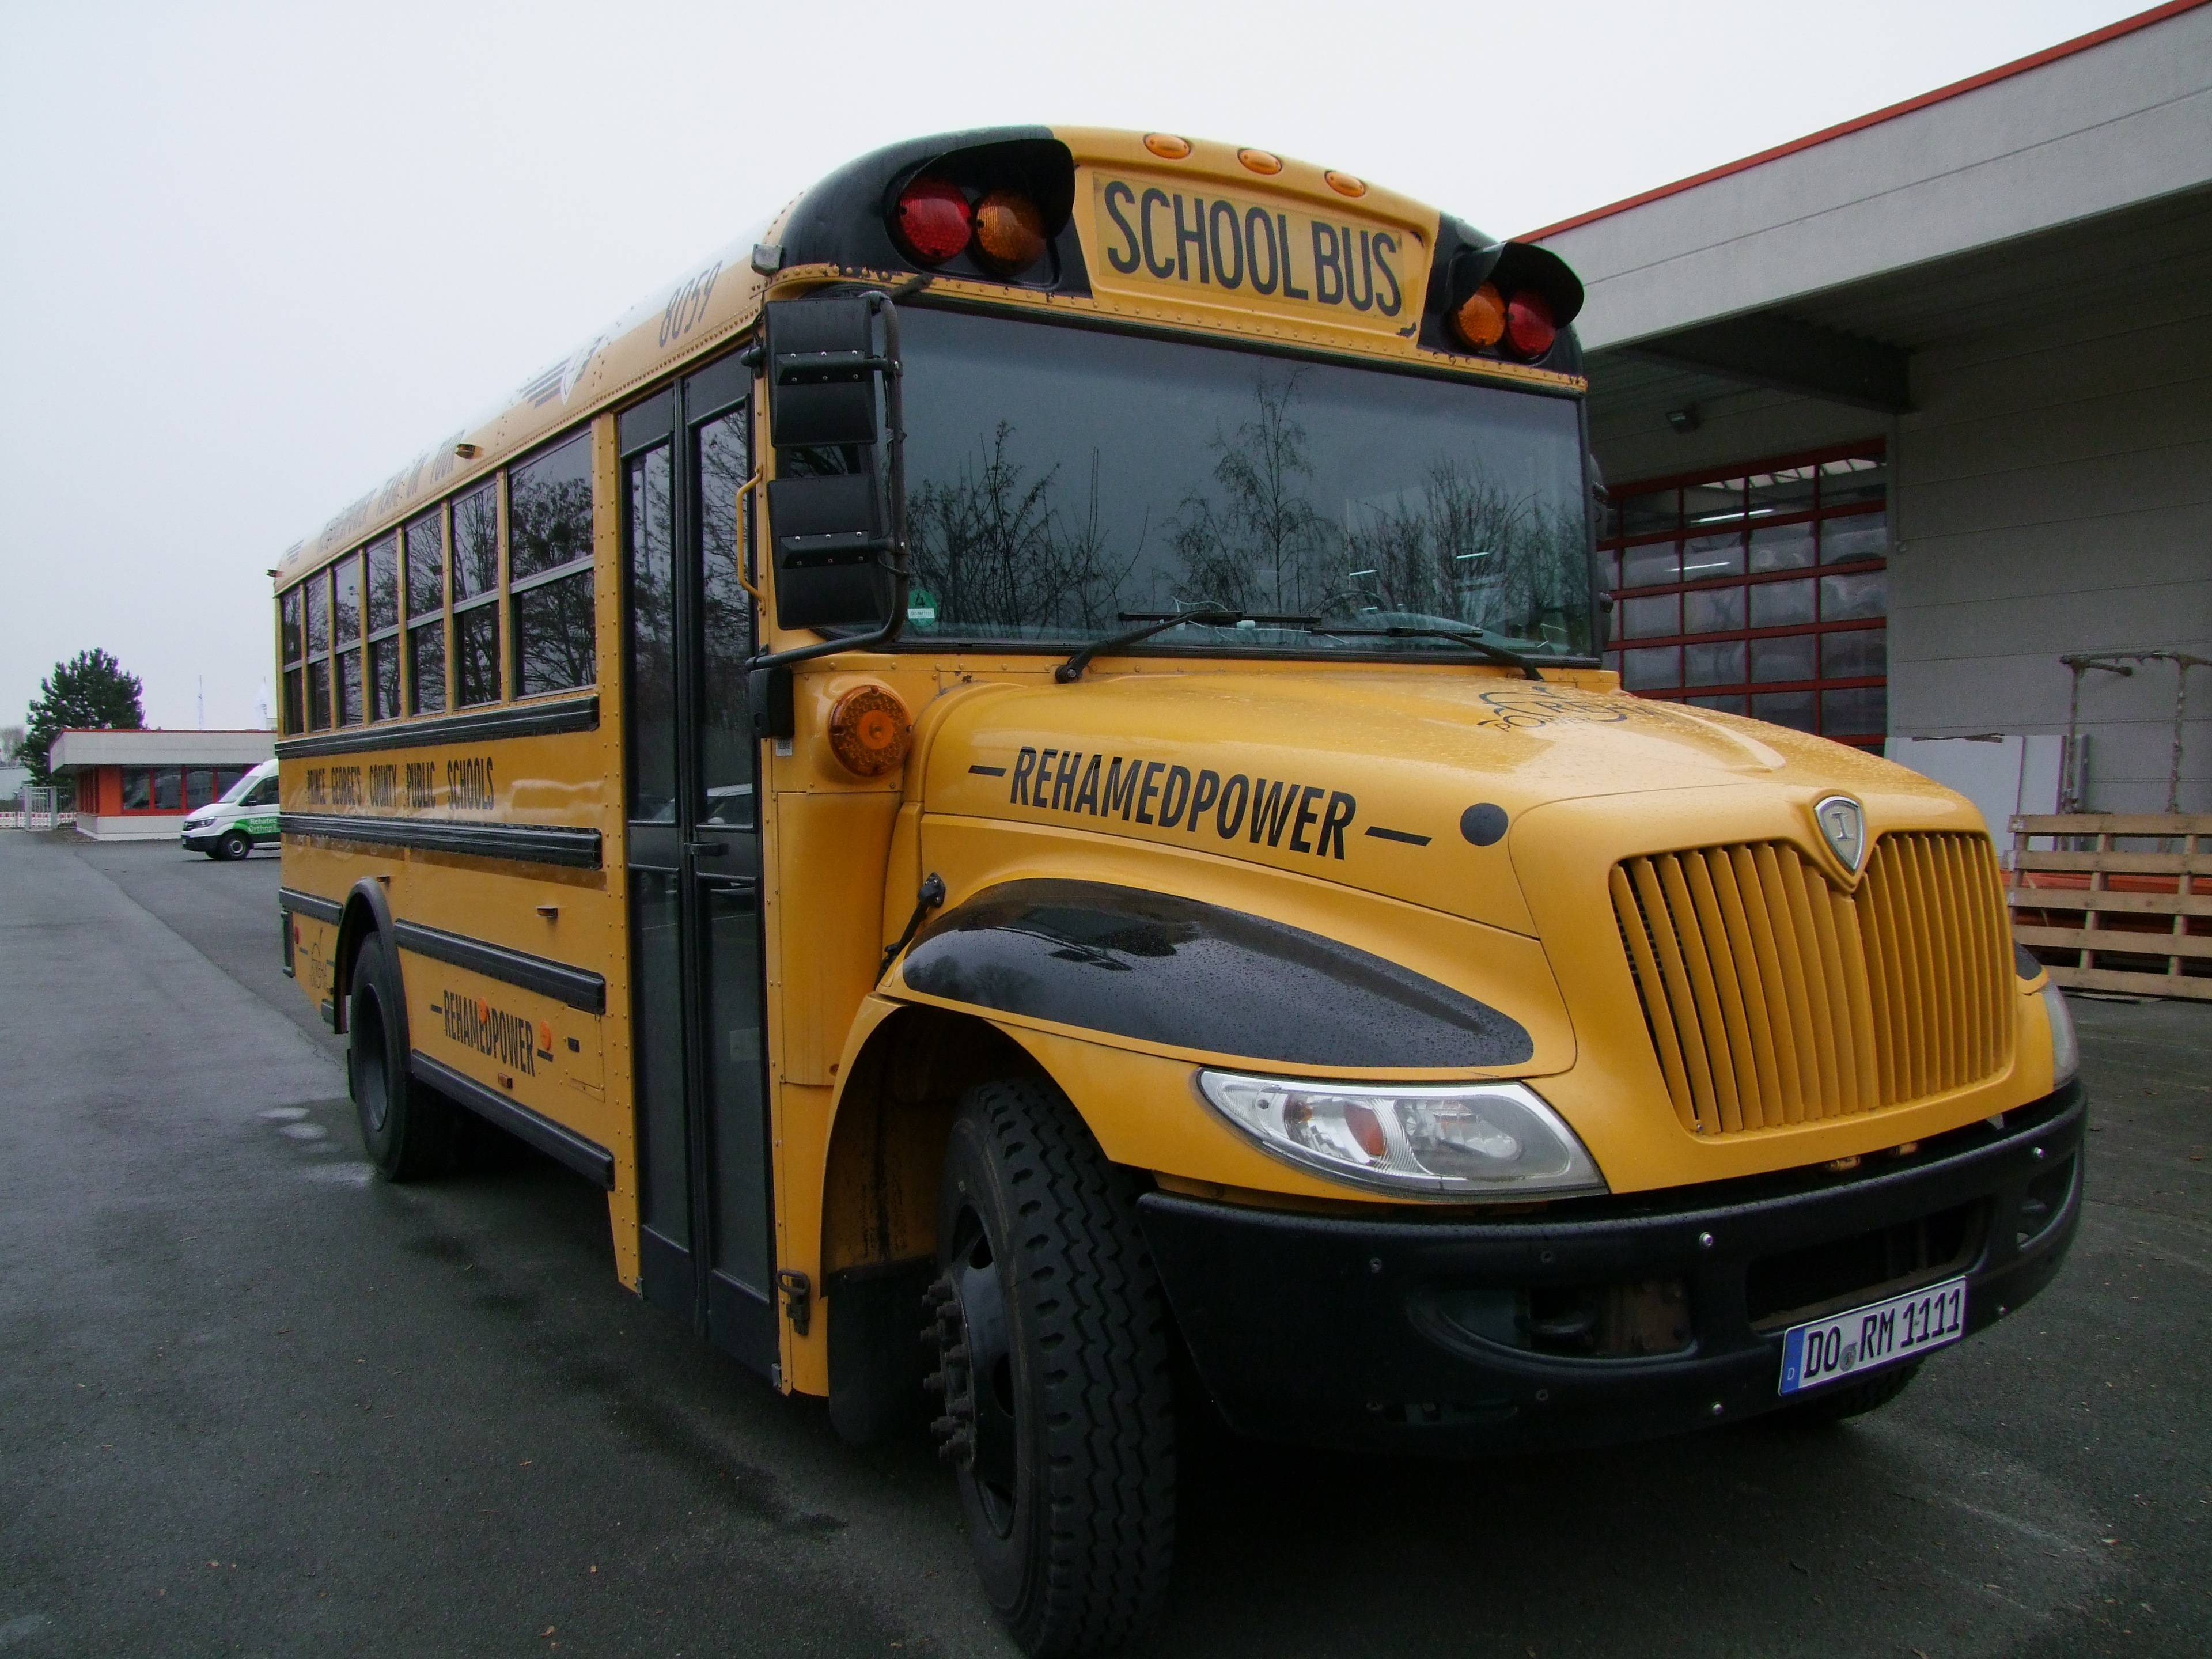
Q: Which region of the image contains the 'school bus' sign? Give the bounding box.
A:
[1088,172,1431,335]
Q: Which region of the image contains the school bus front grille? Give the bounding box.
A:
[1608,833,2013,1137]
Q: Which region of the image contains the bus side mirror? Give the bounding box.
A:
[762,295,902,632]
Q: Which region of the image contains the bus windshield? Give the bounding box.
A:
[893,305,1596,660]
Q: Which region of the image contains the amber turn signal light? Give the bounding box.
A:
[973,190,1047,272]
[1450,282,1507,350]
[827,684,913,777]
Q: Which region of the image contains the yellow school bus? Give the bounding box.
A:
[272,126,2083,1654]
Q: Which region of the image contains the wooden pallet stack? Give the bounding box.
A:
[2007,813,2212,1001]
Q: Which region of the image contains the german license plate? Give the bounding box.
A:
[1777,1275,1967,1395]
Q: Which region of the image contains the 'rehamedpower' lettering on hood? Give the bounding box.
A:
[919,672,1953,938]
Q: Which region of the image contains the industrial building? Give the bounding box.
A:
[1534,0,2211,830]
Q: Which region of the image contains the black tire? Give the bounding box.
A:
[217,830,251,861]
[348,934,452,1181]
[1781,1357,1922,1425]
[928,1077,1176,1657]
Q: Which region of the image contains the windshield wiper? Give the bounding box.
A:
[1308,624,1546,680]
[1055,609,1319,683]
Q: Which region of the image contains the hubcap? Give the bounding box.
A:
[926,1212,1019,1537]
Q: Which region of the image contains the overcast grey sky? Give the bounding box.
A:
[0,0,2150,732]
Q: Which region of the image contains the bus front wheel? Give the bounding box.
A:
[348,934,452,1182]
[929,1077,1177,1657]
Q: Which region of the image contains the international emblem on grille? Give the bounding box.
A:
[1813,795,1866,873]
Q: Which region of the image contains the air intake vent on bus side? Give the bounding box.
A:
[1609,833,2013,1137]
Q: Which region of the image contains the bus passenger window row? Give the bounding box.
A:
[276,427,598,734]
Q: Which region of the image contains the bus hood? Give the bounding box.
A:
[915,668,1965,938]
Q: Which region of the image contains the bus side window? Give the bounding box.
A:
[453,481,501,706]
[404,506,448,714]
[509,432,596,696]
[279,586,304,734]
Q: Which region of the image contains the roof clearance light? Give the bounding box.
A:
[1506,289,1558,358]
[1143,132,1192,159]
[1450,282,1507,350]
[892,176,972,266]
[972,189,1047,273]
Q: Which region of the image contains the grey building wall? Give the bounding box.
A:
[1888,274,2212,812]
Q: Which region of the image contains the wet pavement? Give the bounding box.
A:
[1,830,2205,1657]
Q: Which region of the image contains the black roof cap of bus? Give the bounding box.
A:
[1419,212,1586,376]
[778,126,1093,297]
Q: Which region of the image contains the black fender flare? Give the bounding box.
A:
[332,877,403,1055]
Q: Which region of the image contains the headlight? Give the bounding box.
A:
[1196,1071,1606,1199]
[2043,983,2079,1087]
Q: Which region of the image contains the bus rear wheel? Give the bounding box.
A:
[928,1077,1177,1657]
[348,934,452,1181]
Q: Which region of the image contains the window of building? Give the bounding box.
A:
[508,431,596,696]
[1600,446,1888,750]
[404,506,447,715]
[452,480,501,706]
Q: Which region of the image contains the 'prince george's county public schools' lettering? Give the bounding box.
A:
[1007,745,1357,859]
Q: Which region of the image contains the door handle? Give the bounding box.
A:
[684,841,728,857]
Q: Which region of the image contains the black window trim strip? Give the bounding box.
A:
[277,886,343,923]
[509,558,593,597]
[392,918,606,1014]
[275,693,598,758]
[280,813,602,870]
[408,1051,615,1190]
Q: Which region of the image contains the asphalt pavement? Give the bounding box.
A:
[1,830,2205,1657]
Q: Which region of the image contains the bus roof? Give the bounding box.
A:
[272,126,1583,586]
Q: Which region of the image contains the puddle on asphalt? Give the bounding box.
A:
[259,1107,309,1121]
[304,1162,373,1187]
[278,1123,327,1141]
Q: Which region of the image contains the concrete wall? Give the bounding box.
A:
[74,813,192,844]
[1538,4,2212,351]
[1887,276,2212,812]
[1587,384,1883,491]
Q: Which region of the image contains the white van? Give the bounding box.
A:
[180,759,280,860]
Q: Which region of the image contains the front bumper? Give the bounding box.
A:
[1140,1079,2084,1455]
[180,825,217,847]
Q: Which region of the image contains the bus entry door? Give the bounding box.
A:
[618,356,778,1378]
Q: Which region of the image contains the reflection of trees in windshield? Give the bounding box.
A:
[1171,376,1332,616]
[1340,459,1590,647]
[1172,373,1586,645]
[907,424,1142,634]
[900,351,1590,653]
